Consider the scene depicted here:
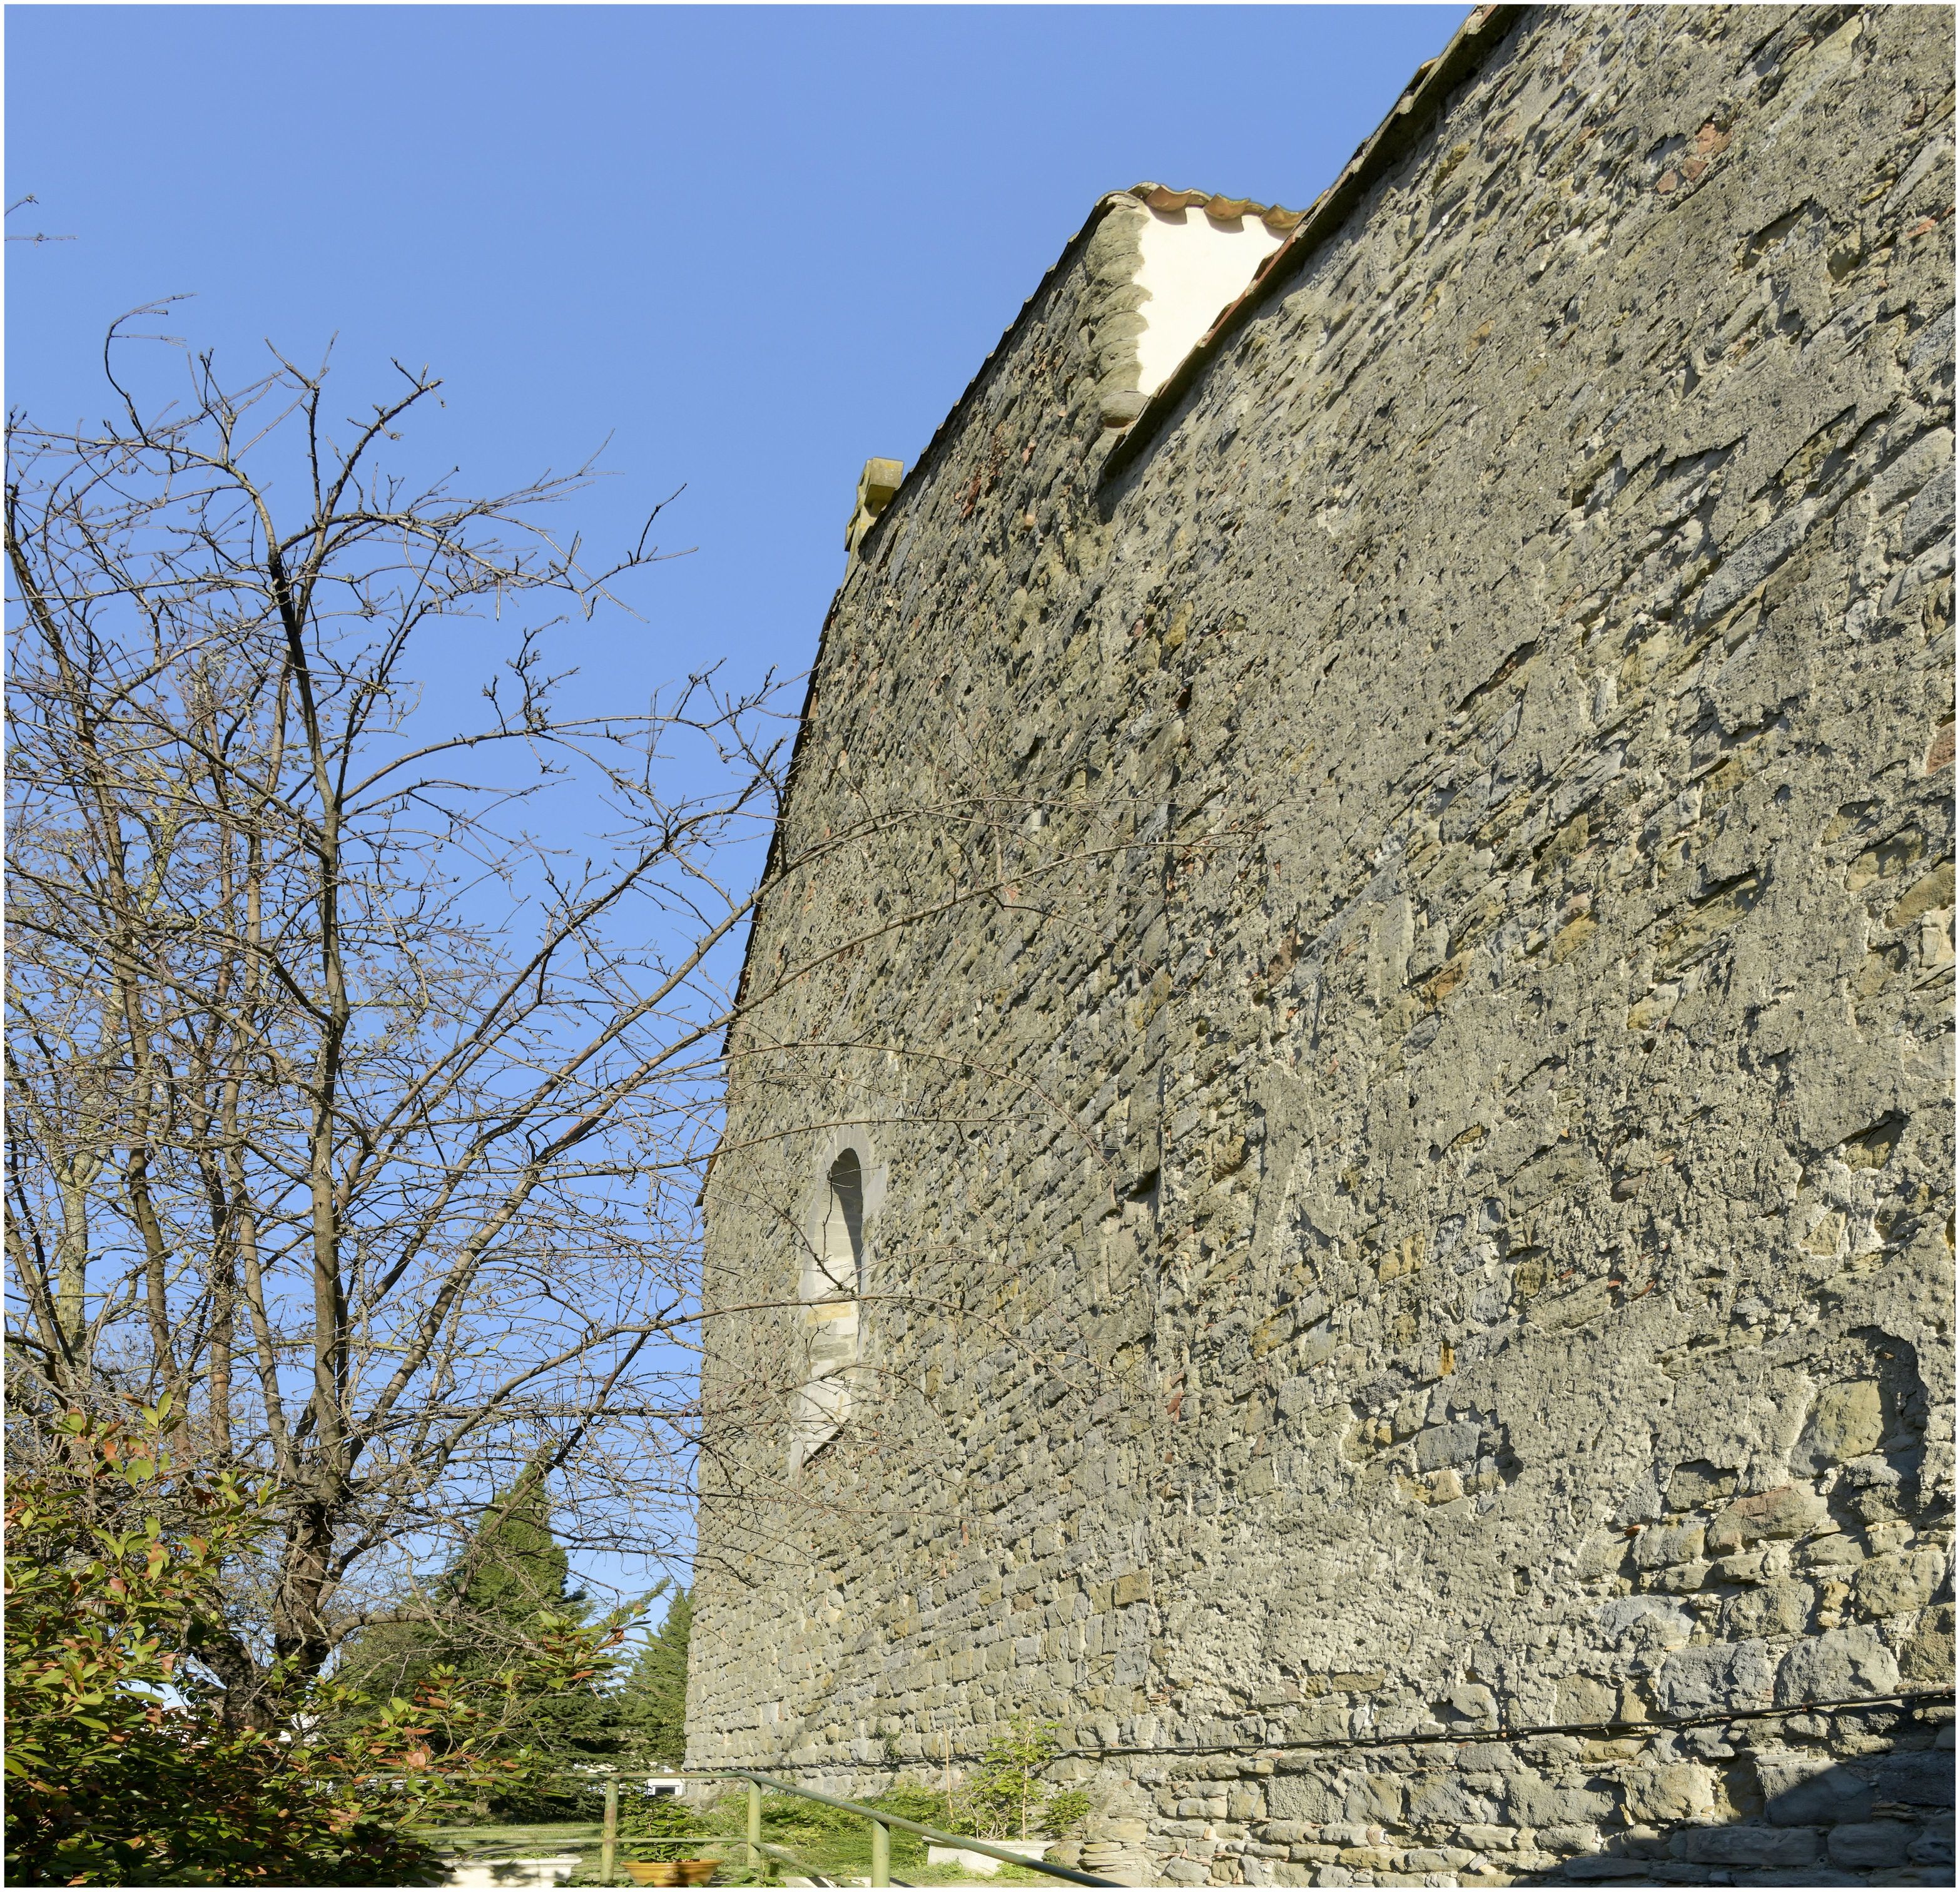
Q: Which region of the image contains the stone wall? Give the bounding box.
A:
[691,6,1955,1884]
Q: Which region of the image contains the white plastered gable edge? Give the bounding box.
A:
[1131,203,1286,398]
[788,1125,888,1474]
[1089,193,1288,430]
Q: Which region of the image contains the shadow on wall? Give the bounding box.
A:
[1499,1726,1956,1886]
[1222,1699,1954,1888]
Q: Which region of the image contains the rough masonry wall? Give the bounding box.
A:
[693,8,1955,1886]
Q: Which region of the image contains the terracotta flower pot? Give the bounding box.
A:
[622,1858,718,1886]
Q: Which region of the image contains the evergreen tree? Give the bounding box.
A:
[614,1588,691,1769]
[335,1467,624,1816]
[453,1468,586,1632]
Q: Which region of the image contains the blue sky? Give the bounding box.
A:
[8,3,1463,1610]
[9,4,1464,709]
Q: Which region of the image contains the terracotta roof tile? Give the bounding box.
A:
[1129,182,1305,232]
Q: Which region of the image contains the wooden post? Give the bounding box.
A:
[601,1777,619,1885]
[870,1816,890,1888]
[748,1779,764,1879]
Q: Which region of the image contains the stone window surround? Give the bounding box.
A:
[788,1127,887,1473]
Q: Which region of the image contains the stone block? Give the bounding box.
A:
[1797,1532,1866,1575]
[1505,1772,1615,1827]
[1595,1597,1694,1652]
[1855,1547,1949,1617]
[1899,1605,1956,1685]
[1827,1821,1913,1869]
[1755,1757,1875,1826]
[1874,1751,1957,1808]
[1556,1676,1620,1724]
[1341,1774,1406,1824]
[1707,1488,1828,1555]
[1634,1524,1707,1571]
[1408,1775,1496,1826]
[1620,1766,1717,1826]
[1793,1383,1886,1473]
[1267,1776,1343,1823]
[1719,1580,1814,1641]
[1677,1824,1820,1866]
[1333,1845,1396,1869]
[1417,1421,1481,1472]
[1774,1626,1900,1706]
[1653,1640,1774,1717]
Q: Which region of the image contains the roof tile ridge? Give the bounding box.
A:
[1127,181,1306,232]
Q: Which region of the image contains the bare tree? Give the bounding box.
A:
[7,315,1262,1733]
[5,193,76,247]
[6,315,786,1718]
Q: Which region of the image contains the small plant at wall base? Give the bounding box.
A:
[952,1721,1077,1841]
[864,1785,946,1832]
[702,1791,861,1842]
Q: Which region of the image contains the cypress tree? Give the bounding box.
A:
[615,1587,691,1769]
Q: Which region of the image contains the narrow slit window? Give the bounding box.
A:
[793,1149,865,1465]
[819,1150,864,1299]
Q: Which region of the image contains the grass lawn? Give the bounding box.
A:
[415,1815,1065,1886]
[731,1823,1063,1887]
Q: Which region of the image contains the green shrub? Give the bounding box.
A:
[5,1408,634,1886]
[619,1794,707,1848]
[769,1792,861,1835]
[698,1789,855,1839]
[955,1721,1064,1839]
[872,1784,950,1830]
